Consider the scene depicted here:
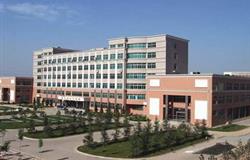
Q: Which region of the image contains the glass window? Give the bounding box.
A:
[110,83,115,89]
[78,65,82,70]
[90,74,94,79]
[147,63,156,68]
[90,56,95,61]
[127,43,146,49]
[103,83,108,88]
[117,44,123,48]
[84,83,88,88]
[117,63,123,69]
[96,55,102,61]
[117,83,123,89]
[117,73,123,79]
[110,74,115,79]
[126,83,146,89]
[84,65,88,70]
[73,66,77,70]
[103,64,108,69]
[103,54,109,60]
[90,65,95,70]
[117,53,123,59]
[110,54,116,59]
[78,83,82,88]
[127,73,146,79]
[78,74,82,79]
[84,74,88,79]
[90,83,94,88]
[110,44,116,48]
[127,94,145,100]
[96,83,101,88]
[110,64,115,69]
[96,73,101,79]
[103,74,108,79]
[127,63,146,69]
[148,42,156,48]
[127,52,146,59]
[96,64,101,70]
[148,52,156,58]
[84,56,89,61]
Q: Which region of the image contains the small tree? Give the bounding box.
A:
[123,114,131,139]
[101,123,109,145]
[0,141,10,154]
[112,111,120,142]
[83,125,94,148]
[38,138,43,153]
[130,128,141,157]
[43,114,49,126]
[104,107,113,124]
[33,98,37,111]
[18,129,24,152]
[27,119,35,133]
[140,120,152,154]
[162,118,170,131]
[152,120,161,150]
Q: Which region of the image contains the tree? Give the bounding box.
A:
[33,98,37,111]
[27,119,35,133]
[43,114,49,126]
[112,111,120,142]
[0,141,10,154]
[38,138,43,153]
[130,128,141,157]
[101,123,109,145]
[43,125,53,137]
[18,129,24,152]
[104,106,113,124]
[83,125,94,148]
[162,118,170,131]
[123,114,131,139]
[140,119,152,154]
[152,120,161,150]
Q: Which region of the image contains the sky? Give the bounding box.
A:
[0,0,250,76]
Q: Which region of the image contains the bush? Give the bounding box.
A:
[128,114,148,121]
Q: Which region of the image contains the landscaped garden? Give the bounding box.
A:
[78,119,210,158]
[23,107,129,139]
[209,124,248,132]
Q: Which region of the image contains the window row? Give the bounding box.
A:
[40,53,124,65]
[41,73,123,80]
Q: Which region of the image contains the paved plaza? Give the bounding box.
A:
[1,106,250,160]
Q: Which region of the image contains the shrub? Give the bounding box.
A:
[128,114,148,121]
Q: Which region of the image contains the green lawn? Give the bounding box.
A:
[209,124,248,132]
[77,137,207,158]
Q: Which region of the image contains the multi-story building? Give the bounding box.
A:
[33,34,189,113]
[146,73,250,127]
[0,77,33,104]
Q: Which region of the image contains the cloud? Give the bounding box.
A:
[4,3,78,21]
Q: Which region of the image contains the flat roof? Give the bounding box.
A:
[147,73,250,79]
[108,34,189,42]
